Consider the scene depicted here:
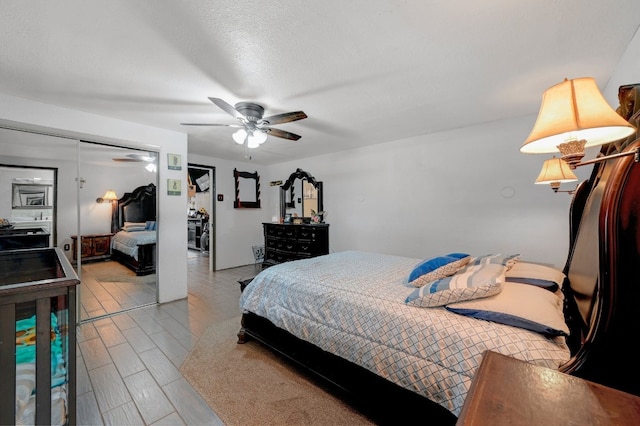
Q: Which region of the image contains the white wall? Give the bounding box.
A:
[0,94,188,304]
[260,29,640,269]
[266,115,582,269]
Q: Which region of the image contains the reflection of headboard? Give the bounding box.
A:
[112,183,156,233]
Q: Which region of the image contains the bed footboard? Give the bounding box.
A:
[111,243,156,276]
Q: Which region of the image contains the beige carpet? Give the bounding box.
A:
[180,316,374,426]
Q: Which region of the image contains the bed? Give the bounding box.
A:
[238,133,640,421]
[110,183,157,276]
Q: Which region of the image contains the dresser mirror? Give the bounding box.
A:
[280,168,323,222]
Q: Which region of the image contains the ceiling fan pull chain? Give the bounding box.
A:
[244,136,252,160]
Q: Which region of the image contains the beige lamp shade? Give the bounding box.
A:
[521,77,636,154]
[97,189,118,203]
[534,157,578,185]
[102,190,118,201]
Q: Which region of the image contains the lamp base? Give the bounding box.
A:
[557,139,587,168]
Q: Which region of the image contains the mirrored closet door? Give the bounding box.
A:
[0,127,159,322]
[77,142,158,321]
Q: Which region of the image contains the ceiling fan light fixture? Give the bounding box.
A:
[247,136,260,149]
[232,129,247,144]
[252,130,267,145]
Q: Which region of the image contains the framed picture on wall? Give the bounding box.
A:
[167,153,182,170]
[167,179,181,195]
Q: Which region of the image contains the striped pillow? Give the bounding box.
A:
[405,263,506,307]
[407,253,470,288]
[469,253,520,270]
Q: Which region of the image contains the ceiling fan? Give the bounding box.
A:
[181,97,308,149]
[112,153,155,163]
[112,153,157,171]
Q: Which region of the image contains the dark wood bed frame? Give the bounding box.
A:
[237,130,640,421]
[110,183,156,276]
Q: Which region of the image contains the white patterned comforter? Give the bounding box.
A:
[111,230,156,260]
[239,251,571,416]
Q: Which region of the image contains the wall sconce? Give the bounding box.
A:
[521,77,637,169]
[535,156,578,193]
[96,190,118,204]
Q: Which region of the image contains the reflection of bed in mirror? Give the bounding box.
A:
[110,183,156,276]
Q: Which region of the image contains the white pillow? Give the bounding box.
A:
[505,262,565,293]
[123,222,146,232]
[445,281,569,336]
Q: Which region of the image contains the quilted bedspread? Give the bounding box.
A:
[239,251,571,416]
[111,230,156,260]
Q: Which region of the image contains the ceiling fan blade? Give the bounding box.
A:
[260,111,307,126]
[112,158,142,162]
[208,97,246,121]
[180,123,242,127]
[264,127,302,141]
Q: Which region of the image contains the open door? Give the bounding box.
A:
[188,164,215,271]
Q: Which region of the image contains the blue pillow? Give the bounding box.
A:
[406,263,505,307]
[145,221,156,231]
[407,253,470,288]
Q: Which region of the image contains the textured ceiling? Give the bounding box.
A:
[1,1,639,165]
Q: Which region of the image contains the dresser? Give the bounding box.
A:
[71,233,113,263]
[262,223,329,268]
[0,227,50,251]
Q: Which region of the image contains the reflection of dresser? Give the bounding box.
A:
[0,228,50,251]
[71,233,113,263]
[262,223,329,268]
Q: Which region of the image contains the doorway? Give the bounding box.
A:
[188,164,215,271]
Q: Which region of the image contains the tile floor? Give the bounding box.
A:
[76,251,260,425]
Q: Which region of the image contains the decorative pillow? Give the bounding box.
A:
[145,220,157,231]
[505,262,565,293]
[123,222,146,232]
[407,253,470,288]
[405,263,505,307]
[469,253,520,270]
[445,281,570,336]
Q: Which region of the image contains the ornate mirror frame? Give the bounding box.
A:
[234,168,261,208]
[280,168,323,221]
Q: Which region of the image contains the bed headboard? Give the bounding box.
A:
[112,183,156,233]
[560,135,640,396]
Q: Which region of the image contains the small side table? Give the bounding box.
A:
[457,350,640,425]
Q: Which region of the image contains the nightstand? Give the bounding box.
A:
[238,277,255,292]
[71,233,113,263]
[457,350,640,425]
